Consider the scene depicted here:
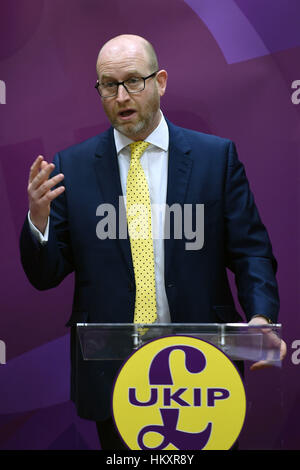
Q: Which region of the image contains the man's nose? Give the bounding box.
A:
[115,83,130,102]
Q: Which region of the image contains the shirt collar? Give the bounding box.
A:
[113,111,169,154]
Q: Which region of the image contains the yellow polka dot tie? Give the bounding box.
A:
[126,141,157,324]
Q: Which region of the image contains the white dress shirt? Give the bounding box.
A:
[29,112,171,322]
[114,113,170,322]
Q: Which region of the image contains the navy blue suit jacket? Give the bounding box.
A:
[20,120,279,420]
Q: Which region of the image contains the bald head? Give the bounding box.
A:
[94,34,167,141]
[96,34,158,77]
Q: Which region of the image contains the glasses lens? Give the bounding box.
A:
[97,77,145,97]
[99,82,118,97]
[124,77,144,93]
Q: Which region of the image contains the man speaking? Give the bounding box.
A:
[20,34,285,449]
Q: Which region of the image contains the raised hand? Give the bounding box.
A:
[28,155,65,234]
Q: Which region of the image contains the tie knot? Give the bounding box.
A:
[130,141,150,160]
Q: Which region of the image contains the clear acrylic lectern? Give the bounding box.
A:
[77,322,282,363]
[76,323,283,450]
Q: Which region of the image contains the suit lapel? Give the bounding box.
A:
[165,121,193,278]
[94,128,135,280]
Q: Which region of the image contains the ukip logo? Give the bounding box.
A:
[134,345,212,450]
[112,336,246,450]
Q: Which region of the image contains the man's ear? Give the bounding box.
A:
[156,70,168,97]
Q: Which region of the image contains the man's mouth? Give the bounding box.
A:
[118,109,136,120]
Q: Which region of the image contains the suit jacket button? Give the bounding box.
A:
[167,283,174,288]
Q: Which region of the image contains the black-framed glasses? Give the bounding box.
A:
[95,71,158,98]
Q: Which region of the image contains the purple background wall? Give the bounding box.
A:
[0,0,299,450]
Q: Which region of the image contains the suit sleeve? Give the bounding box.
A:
[224,142,279,322]
[20,152,74,290]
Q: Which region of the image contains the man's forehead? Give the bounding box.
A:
[100,37,147,59]
[97,37,150,72]
[97,53,150,79]
[98,60,148,79]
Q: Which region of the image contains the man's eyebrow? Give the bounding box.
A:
[99,74,115,81]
